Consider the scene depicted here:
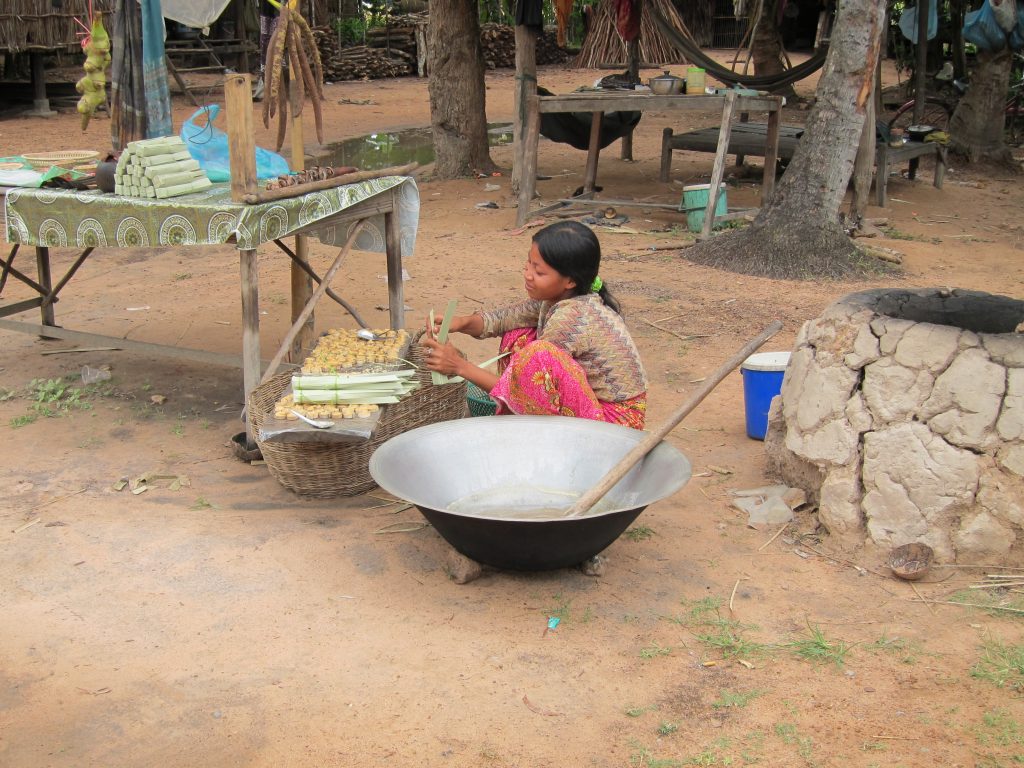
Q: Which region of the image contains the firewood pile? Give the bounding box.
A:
[313,29,414,81]
[314,17,570,81]
[480,23,571,69]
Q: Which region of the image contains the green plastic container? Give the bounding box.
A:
[682,183,727,233]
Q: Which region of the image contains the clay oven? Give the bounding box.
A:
[766,288,1024,563]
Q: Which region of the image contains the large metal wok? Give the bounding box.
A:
[368,416,692,570]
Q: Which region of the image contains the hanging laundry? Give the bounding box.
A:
[554,0,574,46]
[614,0,642,42]
[515,0,545,28]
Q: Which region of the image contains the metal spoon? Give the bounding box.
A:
[356,328,382,341]
[290,409,335,429]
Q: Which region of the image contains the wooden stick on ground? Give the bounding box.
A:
[243,163,419,204]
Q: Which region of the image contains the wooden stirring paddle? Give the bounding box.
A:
[564,320,784,518]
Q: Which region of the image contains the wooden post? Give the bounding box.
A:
[239,248,261,445]
[762,98,781,204]
[234,0,250,74]
[583,112,603,193]
[513,23,539,226]
[385,191,405,331]
[701,92,737,239]
[288,69,315,362]
[224,74,257,203]
[35,246,55,328]
[913,0,929,125]
[621,28,641,161]
[851,93,876,219]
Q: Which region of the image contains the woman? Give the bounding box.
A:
[421,221,648,429]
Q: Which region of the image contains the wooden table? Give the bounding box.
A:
[515,90,784,236]
[1,177,420,441]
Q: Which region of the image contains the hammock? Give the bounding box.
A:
[650,4,828,92]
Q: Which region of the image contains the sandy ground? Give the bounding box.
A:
[1,55,1024,767]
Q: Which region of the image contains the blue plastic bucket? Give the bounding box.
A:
[740,351,791,440]
[682,183,727,233]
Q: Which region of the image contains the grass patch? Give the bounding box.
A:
[657,722,679,735]
[869,632,923,664]
[972,637,1024,693]
[785,622,851,667]
[950,589,1024,618]
[640,643,672,659]
[625,525,655,541]
[882,226,941,244]
[972,708,1024,748]
[711,689,763,709]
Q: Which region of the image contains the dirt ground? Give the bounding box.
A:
[2,54,1024,768]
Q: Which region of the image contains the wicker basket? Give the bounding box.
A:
[22,150,100,169]
[249,340,468,498]
[466,381,497,417]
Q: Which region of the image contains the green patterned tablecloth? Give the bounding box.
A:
[3,176,419,255]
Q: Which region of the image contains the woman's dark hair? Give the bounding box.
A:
[532,221,622,314]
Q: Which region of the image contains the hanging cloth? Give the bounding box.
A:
[898,1,939,42]
[615,0,642,42]
[515,0,545,28]
[554,0,574,46]
[109,0,147,150]
[141,0,173,138]
[158,0,233,33]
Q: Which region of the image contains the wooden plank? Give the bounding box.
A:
[0,318,246,368]
[385,194,405,331]
[35,246,55,326]
[288,74,314,363]
[224,74,258,204]
[239,248,261,443]
[0,298,44,318]
[514,24,539,227]
[851,94,875,218]
[762,102,782,204]
[537,93,779,114]
[583,111,603,194]
[702,91,737,239]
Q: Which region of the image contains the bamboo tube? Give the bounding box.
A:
[243,163,419,204]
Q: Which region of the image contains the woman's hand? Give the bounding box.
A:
[420,336,465,377]
[419,335,499,392]
[425,312,483,339]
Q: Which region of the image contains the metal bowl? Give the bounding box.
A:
[369,415,692,570]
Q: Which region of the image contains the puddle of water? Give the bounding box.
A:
[317,123,514,170]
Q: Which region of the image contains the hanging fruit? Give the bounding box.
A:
[75,8,112,131]
[262,0,325,150]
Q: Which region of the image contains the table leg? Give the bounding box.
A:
[934,146,946,188]
[239,248,261,445]
[583,111,603,194]
[35,246,55,327]
[702,92,737,239]
[762,101,781,204]
[875,145,888,207]
[385,199,405,331]
[516,82,541,228]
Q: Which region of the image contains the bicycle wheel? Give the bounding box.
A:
[887,97,954,133]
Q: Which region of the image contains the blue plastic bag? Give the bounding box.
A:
[963,0,1008,51]
[180,105,291,182]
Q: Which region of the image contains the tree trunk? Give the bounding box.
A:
[950,46,1017,166]
[686,0,887,279]
[426,0,496,178]
[750,0,796,98]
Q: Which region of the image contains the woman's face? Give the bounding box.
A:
[524,243,576,302]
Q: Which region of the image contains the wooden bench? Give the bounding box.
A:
[874,139,946,207]
[660,121,946,208]
[660,122,804,182]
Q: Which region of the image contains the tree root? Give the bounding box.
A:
[684,219,894,280]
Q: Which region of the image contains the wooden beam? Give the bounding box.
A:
[224,74,258,203]
[514,24,540,227]
[702,91,737,239]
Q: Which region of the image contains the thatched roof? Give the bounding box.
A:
[0,0,115,54]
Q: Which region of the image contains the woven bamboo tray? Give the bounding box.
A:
[22,150,100,169]
[249,339,468,498]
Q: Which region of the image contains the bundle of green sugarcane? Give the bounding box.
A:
[263,0,325,150]
[113,136,211,199]
[292,369,419,405]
